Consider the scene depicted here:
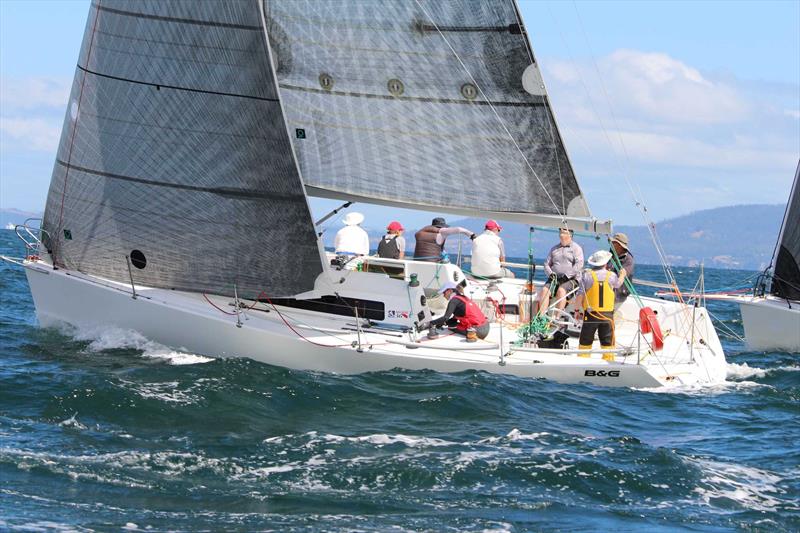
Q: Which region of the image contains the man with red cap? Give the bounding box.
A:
[470,220,514,279]
[377,221,406,259]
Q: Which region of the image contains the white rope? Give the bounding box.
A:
[413,0,567,225]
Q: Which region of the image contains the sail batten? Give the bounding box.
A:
[42,0,323,299]
[266,0,592,222]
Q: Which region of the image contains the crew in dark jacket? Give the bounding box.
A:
[413,217,475,262]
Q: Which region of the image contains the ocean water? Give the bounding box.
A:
[1,230,798,532]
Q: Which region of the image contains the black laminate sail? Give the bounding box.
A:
[771,160,800,301]
[41,0,323,299]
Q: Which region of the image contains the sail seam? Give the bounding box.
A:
[92,3,262,31]
[55,159,304,201]
[76,65,279,102]
[279,83,546,108]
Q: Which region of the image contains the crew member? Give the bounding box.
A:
[429,281,490,339]
[470,220,514,279]
[538,227,584,315]
[607,232,635,307]
[334,212,369,256]
[576,250,625,361]
[377,221,406,259]
[413,217,475,262]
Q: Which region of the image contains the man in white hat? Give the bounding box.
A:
[334,212,370,256]
[575,250,626,360]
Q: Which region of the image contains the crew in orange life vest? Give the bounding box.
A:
[575,250,626,361]
[429,282,490,339]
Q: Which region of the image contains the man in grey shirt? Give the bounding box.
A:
[537,227,584,315]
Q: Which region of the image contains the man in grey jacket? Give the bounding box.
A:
[537,227,584,315]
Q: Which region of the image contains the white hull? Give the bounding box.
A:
[738,296,800,352]
[16,257,728,389]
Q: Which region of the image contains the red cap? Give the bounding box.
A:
[387,221,404,231]
[485,220,502,230]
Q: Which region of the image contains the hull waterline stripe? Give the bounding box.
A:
[55,159,305,201]
[76,65,280,103]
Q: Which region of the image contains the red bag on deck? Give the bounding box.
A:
[639,307,664,351]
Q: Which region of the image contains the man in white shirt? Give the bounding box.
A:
[470,220,514,279]
[334,212,370,256]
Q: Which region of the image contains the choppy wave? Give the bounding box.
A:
[2,233,799,531]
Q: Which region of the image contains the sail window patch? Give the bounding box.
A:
[130,250,147,269]
[319,73,334,91]
[387,78,404,97]
[63,229,72,240]
[460,83,477,100]
[296,128,306,139]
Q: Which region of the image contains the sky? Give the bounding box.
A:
[0,0,798,229]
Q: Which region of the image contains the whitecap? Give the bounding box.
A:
[478,428,550,444]
[314,432,454,448]
[685,456,787,513]
[726,362,766,380]
[72,325,212,365]
[58,413,86,430]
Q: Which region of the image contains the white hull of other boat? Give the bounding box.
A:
[739,296,800,352]
[684,293,800,352]
[14,256,728,389]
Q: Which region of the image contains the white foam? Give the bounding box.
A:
[249,464,296,476]
[312,432,454,448]
[72,325,212,365]
[479,428,550,444]
[118,379,199,404]
[726,363,766,380]
[637,379,771,396]
[686,456,787,513]
[58,413,86,430]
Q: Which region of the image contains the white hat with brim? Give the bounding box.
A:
[437,281,459,295]
[588,250,613,267]
[343,212,365,226]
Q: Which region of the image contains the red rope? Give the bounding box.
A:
[261,294,353,348]
[202,293,238,315]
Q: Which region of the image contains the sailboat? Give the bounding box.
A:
[700,161,800,352]
[1,0,728,387]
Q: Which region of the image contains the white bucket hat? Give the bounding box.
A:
[342,212,365,226]
[437,281,459,295]
[587,250,613,268]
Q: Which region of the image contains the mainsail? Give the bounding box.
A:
[264,0,608,231]
[771,160,800,301]
[41,0,323,298]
